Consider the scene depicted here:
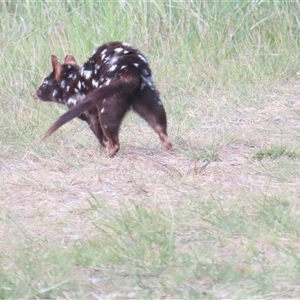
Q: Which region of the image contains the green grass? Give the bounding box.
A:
[254,144,299,160]
[1,0,300,298]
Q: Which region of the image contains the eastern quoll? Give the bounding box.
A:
[33,41,172,157]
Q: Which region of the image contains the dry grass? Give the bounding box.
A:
[2,1,300,298]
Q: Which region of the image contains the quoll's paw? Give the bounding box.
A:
[103,139,120,158]
[159,133,172,151]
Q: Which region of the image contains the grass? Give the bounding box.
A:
[254,144,299,160]
[1,0,300,298]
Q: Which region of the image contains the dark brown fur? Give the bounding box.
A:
[33,41,172,156]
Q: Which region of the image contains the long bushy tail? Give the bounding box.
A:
[42,75,140,141]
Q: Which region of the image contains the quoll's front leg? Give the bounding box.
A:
[77,108,106,148]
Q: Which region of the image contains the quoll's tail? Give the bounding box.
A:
[41,100,93,142]
[41,74,140,141]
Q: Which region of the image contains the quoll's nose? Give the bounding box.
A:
[32,92,38,99]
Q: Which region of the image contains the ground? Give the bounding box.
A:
[1,80,300,298]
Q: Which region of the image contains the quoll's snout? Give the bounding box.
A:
[32,92,38,99]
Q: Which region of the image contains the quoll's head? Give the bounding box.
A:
[33,55,79,103]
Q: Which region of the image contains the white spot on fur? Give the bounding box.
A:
[108,64,117,72]
[83,70,92,79]
[68,97,77,106]
[95,64,101,69]
[67,93,85,106]
[105,79,111,86]
[141,75,154,87]
[92,79,99,88]
[68,73,75,79]
[101,107,105,113]
[94,69,97,75]
[43,79,49,85]
[157,100,162,106]
[60,80,65,88]
[77,81,82,90]
[101,49,108,61]
[122,42,130,47]
[52,90,57,97]
[142,69,149,75]
[138,54,148,63]
[123,50,129,54]
[109,55,119,65]
[114,47,124,53]
[120,65,127,70]
[66,86,70,92]
[133,63,139,67]
[104,124,108,129]
[74,88,79,93]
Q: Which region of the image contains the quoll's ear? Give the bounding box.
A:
[64,54,78,65]
[51,55,62,82]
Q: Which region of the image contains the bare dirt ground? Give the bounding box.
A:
[2,82,300,250]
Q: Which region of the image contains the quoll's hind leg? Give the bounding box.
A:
[78,108,106,148]
[99,95,131,157]
[132,87,172,151]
